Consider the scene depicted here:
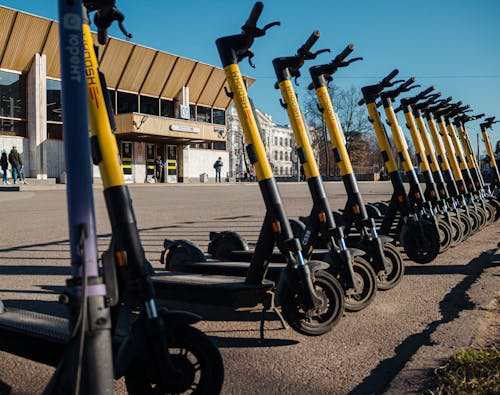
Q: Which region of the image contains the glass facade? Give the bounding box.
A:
[140,95,159,116]
[0,70,26,136]
[161,99,175,117]
[197,106,211,123]
[46,79,62,122]
[213,109,225,125]
[117,91,138,114]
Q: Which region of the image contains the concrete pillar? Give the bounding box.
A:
[26,53,47,179]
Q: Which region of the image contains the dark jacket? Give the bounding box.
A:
[213,160,223,170]
[8,149,22,168]
[1,152,7,170]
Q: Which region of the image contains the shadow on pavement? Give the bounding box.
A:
[349,249,495,395]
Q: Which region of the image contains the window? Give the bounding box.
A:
[213,109,225,125]
[46,79,62,122]
[189,142,212,149]
[274,137,278,145]
[140,95,159,115]
[47,123,63,140]
[280,151,283,160]
[280,137,283,146]
[0,70,26,136]
[189,104,196,121]
[197,106,211,123]
[274,151,278,160]
[285,152,289,161]
[107,89,115,114]
[117,91,138,114]
[279,166,283,175]
[213,141,226,150]
[161,99,175,118]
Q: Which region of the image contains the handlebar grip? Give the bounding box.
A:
[420,85,435,96]
[381,69,399,86]
[246,2,264,28]
[335,44,355,62]
[301,30,320,52]
[399,77,416,91]
[358,98,365,106]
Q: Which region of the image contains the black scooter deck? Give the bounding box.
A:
[168,259,285,282]
[0,306,68,367]
[152,272,274,308]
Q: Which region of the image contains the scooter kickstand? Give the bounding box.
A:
[259,291,288,340]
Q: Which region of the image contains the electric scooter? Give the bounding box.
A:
[152,2,345,337]
[1,3,225,394]
[423,99,479,239]
[359,70,440,263]
[453,114,499,221]
[304,45,405,290]
[432,103,487,233]
[405,91,465,246]
[162,34,377,312]
[480,117,500,194]
[397,90,458,251]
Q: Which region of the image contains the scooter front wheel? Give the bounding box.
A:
[449,215,464,247]
[402,220,440,264]
[376,243,404,291]
[343,256,377,312]
[437,218,453,253]
[281,269,344,336]
[125,325,224,395]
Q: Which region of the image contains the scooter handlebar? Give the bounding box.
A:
[301,30,320,53]
[334,44,355,64]
[91,2,132,44]
[245,1,263,29]
[380,69,399,87]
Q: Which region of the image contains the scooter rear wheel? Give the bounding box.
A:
[344,256,377,312]
[402,220,440,264]
[376,243,404,291]
[281,269,344,336]
[125,325,224,395]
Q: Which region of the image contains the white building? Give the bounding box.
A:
[226,106,296,179]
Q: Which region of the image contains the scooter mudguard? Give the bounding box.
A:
[348,247,365,257]
[113,309,202,379]
[275,260,329,307]
[161,239,206,269]
[207,230,249,256]
[379,234,393,244]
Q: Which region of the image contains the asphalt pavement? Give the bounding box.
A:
[0,181,498,394]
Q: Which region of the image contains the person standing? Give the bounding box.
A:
[154,155,163,183]
[1,149,9,184]
[213,157,223,183]
[8,146,25,184]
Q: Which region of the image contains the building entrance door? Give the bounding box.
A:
[146,143,155,182]
[121,141,133,183]
[165,145,177,183]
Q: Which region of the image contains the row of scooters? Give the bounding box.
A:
[0,1,498,394]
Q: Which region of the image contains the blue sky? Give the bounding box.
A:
[2,0,499,154]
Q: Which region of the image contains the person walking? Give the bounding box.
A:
[8,146,25,184]
[1,149,9,184]
[213,157,223,183]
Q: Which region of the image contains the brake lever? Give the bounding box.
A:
[387,79,404,88]
[262,21,281,32]
[341,56,363,67]
[118,20,132,40]
[247,51,255,68]
[313,48,331,57]
[401,83,421,93]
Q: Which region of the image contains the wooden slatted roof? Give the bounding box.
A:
[0,5,254,109]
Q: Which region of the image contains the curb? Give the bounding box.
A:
[384,247,500,394]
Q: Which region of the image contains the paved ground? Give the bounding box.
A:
[0,182,498,394]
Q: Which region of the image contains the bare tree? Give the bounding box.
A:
[303,84,380,175]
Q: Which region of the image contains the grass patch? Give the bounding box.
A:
[425,346,499,394]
